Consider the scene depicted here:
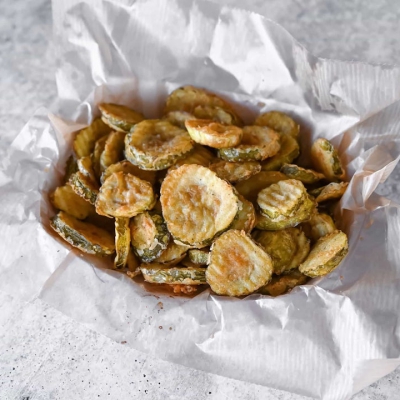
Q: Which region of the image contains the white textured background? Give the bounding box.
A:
[0,1,399,399]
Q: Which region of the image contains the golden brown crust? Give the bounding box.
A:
[185,119,243,149]
[209,160,261,183]
[160,165,239,247]
[206,230,273,296]
[254,111,299,140]
[96,171,155,218]
[299,230,348,277]
[125,119,194,170]
[218,126,280,162]
[311,138,346,181]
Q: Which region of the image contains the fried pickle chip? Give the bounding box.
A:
[254,111,299,140]
[169,144,215,171]
[286,228,311,270]
[252,229,297,275]
[209,160,261,183]
[153,241,190,265]
[125,119,194,170]
[99,130,126,173]
[261,134,300,171]
[193,105,241,125]
[310,181,349,203]
[206,230,273,296]
[165,111,195,129]
[114,217,131,269]
[69,171,99,205]
[235,171,288,204]
[256,228,309,274]
[188,248,210,265]
[164,85,241,125]
[257,179,307,219]
[50,185,95,220]
[101,160,157,185]
[258,270,309,296]
[50,211,115,256]
[280,163,325,184]
[73,118,111,158]
[218,126,280,162]
[77,156,98,184]
[185,119,242,149]
[160,164,239,247]
[99,103,144,132]
[299,230,348,277]
[301,213,336,242]
[92,134,109,179]
[230,194,256,234]
[96,171,155,218]
[256,195,316,230]
[140,264,207,285]
[130,212,170,263]
[64,155,78,184]
[311,138,345,182]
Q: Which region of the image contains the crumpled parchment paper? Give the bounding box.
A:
[1,0,400,398]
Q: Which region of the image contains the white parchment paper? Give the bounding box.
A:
[1,0,400,398]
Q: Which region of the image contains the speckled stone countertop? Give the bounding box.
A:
[0,1,399,399]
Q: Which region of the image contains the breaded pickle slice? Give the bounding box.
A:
[141,264,207,285]
[69,171,99,205]
[253,228,309,274]
[185,119,242,149]
[209,160,261,183]
[261,134,300,171]
[254,111,299,140]
[130,212,170,263]
[193,105,240,126]
[167,106,240,128]
[299,230,348,277]
[153,241,189,265]
[50,185,95,220]
[257,179,307,219]
[92,134,109,179]
[101,160,156,185]
[235,171,288,204]
[256,195,316,230]
[252,229,297,275]
[301,213,336,242]
[188,248,210,265]
[310,181,349,203]
[114,217,131,269]
[96,171,155,218]
[77,156,97,184]
[281,164,325,184]
[64,155,78,183]
[50,211,115,256]
[125,120,194,170]
[99,130,126,173]
[230,194,256,234]
[165,111,195,129]
[206,230,273,296]
[311,138,345,182]
[218,126,280,162]
[258,270,309,296]
[164,85,241,125]
[160,165,239,247]
[286,229,310,270]
[73,118,111,158]
[169,144,215,171]
[99,103,144,132]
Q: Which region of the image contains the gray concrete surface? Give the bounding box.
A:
[0,0,399,399]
